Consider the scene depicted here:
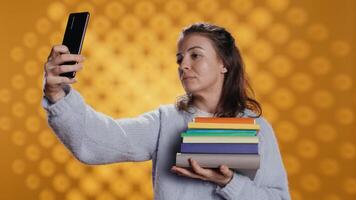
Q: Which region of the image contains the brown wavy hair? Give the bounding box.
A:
[175,23,262,118]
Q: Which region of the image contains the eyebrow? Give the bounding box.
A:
[176,46,205,56]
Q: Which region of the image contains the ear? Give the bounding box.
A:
[221,67,228,74]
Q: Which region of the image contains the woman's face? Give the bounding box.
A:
[177,34,227,97]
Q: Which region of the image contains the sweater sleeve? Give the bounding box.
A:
[41,86,161,165]
[215,117,291,200]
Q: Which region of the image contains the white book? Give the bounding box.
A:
[183,136,258,143]
[176,153,260,170]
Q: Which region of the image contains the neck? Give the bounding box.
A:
[192,92,221,114]
[190,74,225,114]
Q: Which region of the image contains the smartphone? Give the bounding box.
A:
[60,12,90,78]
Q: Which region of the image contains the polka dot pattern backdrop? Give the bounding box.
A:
[0,0,355,199]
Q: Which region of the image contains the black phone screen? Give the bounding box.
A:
[60,12,90,78]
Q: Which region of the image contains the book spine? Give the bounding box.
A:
[182,132,257,137]
[182,136,259,143]
[194,117,255,124]
[188,122,260,130]
[181,143,258,154]
[186,129,257,134]
[176,153,260,169]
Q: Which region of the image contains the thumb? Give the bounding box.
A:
[219,165,233,177]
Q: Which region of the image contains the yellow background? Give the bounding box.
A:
[0,0,355,199]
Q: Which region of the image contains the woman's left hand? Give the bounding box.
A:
[171,158,234,187]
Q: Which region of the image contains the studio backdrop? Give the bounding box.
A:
[0,0,355,200]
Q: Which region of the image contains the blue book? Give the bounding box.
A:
[181,143,258,154]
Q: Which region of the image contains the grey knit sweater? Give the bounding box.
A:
[42,87,291,200]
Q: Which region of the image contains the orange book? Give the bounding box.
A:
[194,117,255,124]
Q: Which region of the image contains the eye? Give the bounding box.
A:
[176,55,183,64]
[191,53,200,59]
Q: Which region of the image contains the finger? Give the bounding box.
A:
[45,62,82,75]
[53,54,85,65]
[52,63,83,75]
[48,45,70,61]
[219,165,233,178]
[53,45,70,54]
[46,75,77,85]
[189,159,213,178]
[171,166,206,180]
[44,63,57,74]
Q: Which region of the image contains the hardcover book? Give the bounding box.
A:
[176,153,260,169]
[181,143,258,154]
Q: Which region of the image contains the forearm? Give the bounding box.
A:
[43,87,134,164]
[215,117,291,200]
[215,172,291,200]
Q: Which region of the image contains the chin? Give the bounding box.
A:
[183,86,202,95]
[181,80,208,95]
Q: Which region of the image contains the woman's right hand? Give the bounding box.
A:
[43,45,85,103]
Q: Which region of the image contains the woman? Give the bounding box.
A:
[42,23,291,200]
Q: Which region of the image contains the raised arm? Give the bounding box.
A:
[42,45,161,165]
[42,87,161,164]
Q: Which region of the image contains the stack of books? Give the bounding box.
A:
[176,117,260,170]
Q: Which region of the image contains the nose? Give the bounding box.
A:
[178,60,191,78]
[179,57,191,71]
[178,63,189,78]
